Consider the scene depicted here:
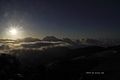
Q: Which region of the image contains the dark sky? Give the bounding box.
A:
[0,0,120,39]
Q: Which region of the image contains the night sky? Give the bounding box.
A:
[0,0,120,39]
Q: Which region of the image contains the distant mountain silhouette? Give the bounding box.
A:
[42,36,62,41]
[62,38,75,44]
[81,38,103,45]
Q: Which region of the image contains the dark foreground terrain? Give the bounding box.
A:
[0,45,120,80]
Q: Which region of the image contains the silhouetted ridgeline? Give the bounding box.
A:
[42,36,62,41]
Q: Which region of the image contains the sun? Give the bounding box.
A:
[6,24,24,39]
[2,24,25,39]
[9,28,18,35]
